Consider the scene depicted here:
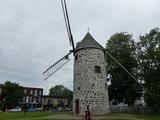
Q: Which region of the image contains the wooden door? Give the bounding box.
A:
[75,99,79,114]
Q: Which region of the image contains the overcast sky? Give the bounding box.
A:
[0,0,159,94]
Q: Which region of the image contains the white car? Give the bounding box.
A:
[8,107,22,112]
[36,108,43,111]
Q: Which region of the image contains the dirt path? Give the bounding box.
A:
[7,113,145,120]
[46,113,145,120]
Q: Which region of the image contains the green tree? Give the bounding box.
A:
[106,32,142,105]
[49,85,73,106]
[137,28,160,110]
[0,81,24,111]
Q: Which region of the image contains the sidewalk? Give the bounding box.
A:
[46,113,145,120]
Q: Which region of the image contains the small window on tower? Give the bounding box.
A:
[78,87,80,90]
[105,83,107,90]
[95,66,101,73]
[75,55,78,61]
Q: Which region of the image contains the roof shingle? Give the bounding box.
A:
[75,32,104,52]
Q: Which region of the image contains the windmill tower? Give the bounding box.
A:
[73,33,109,115]
[43,0,109,115]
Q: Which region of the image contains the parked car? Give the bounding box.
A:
[36,108,43,111]
[65,107,72,111]
[27,107,43,112]
[8,107,22,112]
[27,108,37,112]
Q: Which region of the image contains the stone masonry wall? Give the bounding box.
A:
[73,48,110,115]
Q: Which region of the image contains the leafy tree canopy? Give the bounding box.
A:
[106,32,142,105]
[137,28,160,110]
[49,85,73,105]
[0,81,24,111]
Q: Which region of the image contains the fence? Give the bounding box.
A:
[110,105,160,114]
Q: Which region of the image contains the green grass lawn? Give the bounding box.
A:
[0,111,62,120]
[104,113,160,120]
[0,111,160,120]
[132,114,160,120]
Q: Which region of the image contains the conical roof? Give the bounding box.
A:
[75,32,104,52]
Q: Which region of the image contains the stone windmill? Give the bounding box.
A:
[43,0,109,115]
[73,33,109,115]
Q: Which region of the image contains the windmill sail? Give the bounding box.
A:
[43,0,75,80]
[43,52,72,80]
[61,0,75,51]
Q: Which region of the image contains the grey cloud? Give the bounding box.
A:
[0,0,160,92]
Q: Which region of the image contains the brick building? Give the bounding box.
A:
[42,96,68,110]
[20,87,43,108]
[0,84,69,110]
